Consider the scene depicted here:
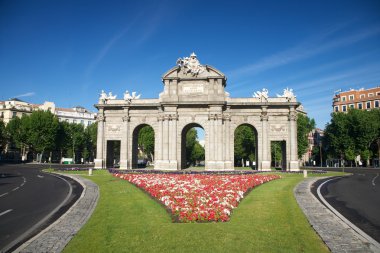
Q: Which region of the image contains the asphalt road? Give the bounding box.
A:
[313,167,380,243]
[0,163,83,252]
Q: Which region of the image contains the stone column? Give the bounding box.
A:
[216,114,223,169]
[95,111,105,169]
[119,111,130,170]
[223,114,233,170]
[260,107,271,171]
[288,106,299,171]
[206,114,215,169]
[169,114,178,170]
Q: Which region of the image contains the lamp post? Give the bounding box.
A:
[319,142,322,167]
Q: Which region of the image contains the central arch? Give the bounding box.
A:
[180,123,206,169]
[234,123,258,169]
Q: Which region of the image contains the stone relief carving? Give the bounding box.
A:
[270,124,287,132]
[176,52,205,77]
[108,124,120,132]
[277,88,296,102]
[253,88,269,102]
[124,90,141,103]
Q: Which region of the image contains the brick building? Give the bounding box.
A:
[332,87,380,112]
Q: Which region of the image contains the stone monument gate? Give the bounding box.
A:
[95,53,300,171]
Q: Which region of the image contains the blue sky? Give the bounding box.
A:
[1,0,380,129]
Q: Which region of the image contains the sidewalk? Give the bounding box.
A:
[294,177,380,253]
[14,174,99,253]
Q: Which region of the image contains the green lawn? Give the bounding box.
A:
[61,170,344,253]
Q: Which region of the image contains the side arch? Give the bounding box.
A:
[233,123,259,169]
[131,123,155,169]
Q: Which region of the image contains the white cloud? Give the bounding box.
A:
[13,92,35,98]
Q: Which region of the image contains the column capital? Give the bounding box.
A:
[288,111,297,121]
[122,115,130,122]
[96,115,105,122]
[260,111,268,121]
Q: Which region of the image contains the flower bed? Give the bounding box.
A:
[114,173,280,222]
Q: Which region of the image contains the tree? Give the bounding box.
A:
[324,109,380,166]
[6,115,31,160]
[0,121,6,153]
[234,125,256,166]
[191,142,205,163]
[138,125,154,161]
[85,122,97,162]
[28,110,59,162]
[184,128,205,166]
[297,114,315,159]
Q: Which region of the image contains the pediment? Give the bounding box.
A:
[162,65,226,79]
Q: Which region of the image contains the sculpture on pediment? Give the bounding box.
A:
[124,90,141,102]
[108,92,117,100]
[253,88,269,101]
[176,52,205,77]
[277,88,296,102]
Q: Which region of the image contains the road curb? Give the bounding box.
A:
[294,177,380,253]
[13,174,99,253]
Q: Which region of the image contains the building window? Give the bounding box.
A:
[358,103,363,109]
[342,105,347,112]
[88,121,91,126]
[375,100,379,108]
[377,92,380,96]
[368,93,374,97]
[334,106,339,112]
[341,96,346,102]
[0,112,3,118]
[349,95,354,101]
[12,112,17,118]
[360,94,365,99]
[349,104,354,109]
[366,101,371,109]
[81,120,84,125]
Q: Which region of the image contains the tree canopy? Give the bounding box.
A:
[3,110,97,163]
[297,114,315,159]
[324,109,380,165]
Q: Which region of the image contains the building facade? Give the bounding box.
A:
[0,98,96,126]
[332,87,380,112]
[95,53,301,171]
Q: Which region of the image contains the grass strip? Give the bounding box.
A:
[62,170,344,253]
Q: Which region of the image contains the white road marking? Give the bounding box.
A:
[37,175,44,178]
[0,192,9,198]
[372,173,379,186]
[0,209,13,217]
[12,187,20,191]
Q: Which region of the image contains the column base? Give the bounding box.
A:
[205,161,234,171]
[94,159,104,169]
[289,161,300,171]
[154,160,178,170]
[260,161,271,171]
[119,159,129,170]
